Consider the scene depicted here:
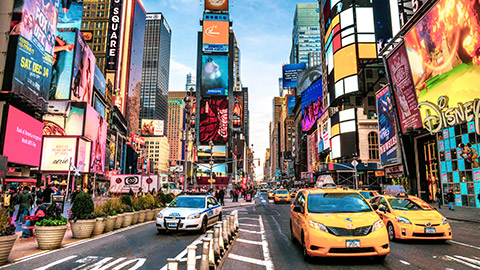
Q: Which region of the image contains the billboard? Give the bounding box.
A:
[94,96,106,119]
[317,111,331,153]
[64,103,86,136]
[72,33,95,104]
[282,63,306,88]
[3,106,43,167]
[198,145,226,157]
[202,20,229,52]
[40,137,76,171]
[49,30,76,100]
[404,0,480,127]
[297,66,322,94]
[94,65,106,97]
[85,104,107,173]
[376,85,398,167]
[205,0,228,11]
[141,119,164,136]
[106,0,123,70]
[57,0,83,30]
[110,174,159,193]
[301,79,324,132]
[232,92,243,131]
[201,55,228,96]
[199,98,228,145]
[8,0,60,105]
[386,42,423,133]
[287,95,295,114]
[198,163,226,176]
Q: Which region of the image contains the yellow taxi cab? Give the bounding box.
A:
[290,188,390,261]
[267,189,276,199]
[370,192,452,241]
[290,189,297,198]
[359,190,380,203]
[274,189,291,204]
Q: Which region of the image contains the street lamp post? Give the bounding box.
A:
[209,140,214,190]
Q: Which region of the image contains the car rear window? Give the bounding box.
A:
[169,197,205,208]
[307,193,372,213]
[277,190,289,195]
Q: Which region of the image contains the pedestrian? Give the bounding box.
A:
[16,186,33,225]
[233,189,239,202]
[136,187,145,198]
[436,189,442,209]
[21,199,47,238]
[128,188,134,198]
[4,189,17,217]
[42,185,53,204]
[447,188,455,211]
[36,188,43,204]
[218,187,225,206]
[71,186,82,203]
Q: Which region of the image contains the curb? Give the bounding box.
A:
[217,234,238,269]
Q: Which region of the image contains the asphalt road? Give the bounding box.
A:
[221,192,480,270]
[0,221,206,270]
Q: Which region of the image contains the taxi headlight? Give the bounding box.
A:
[188,213,201,220]
[395,216,412,224]
[372,220,384,232]
[442,218,448,225]
[308,220,328,232]
[157,212,163,219]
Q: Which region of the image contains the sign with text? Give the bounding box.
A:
[106,0,123,70]
[376,85,398,166]
[109,174,159,193]
[40,137,77,171]
[282,63,306,88]
[202,20,229,52]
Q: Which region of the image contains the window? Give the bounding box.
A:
[366,69,373,78]
[367,96,375,106]
[368,132,379,160]
[355,96,362,106]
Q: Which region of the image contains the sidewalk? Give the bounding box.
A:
[430,202,480,224]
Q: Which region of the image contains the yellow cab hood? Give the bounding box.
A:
[392,209,444,224]
[308,211,380,228]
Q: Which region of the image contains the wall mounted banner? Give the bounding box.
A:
[376,85,398,167]
[141,119,164,136]
[109,174,159,193]
[106,0,123,70]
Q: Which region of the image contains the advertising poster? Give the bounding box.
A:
[386,42,422,133]
[84,104,107,173]
[198,145,226,157]
[232,92,243,131]
[76,138,91,173]
[57,0,83,30]
[94,96,106,119]
[3,106,43,167]
[205,0,228,11]
[198,163,226,175]
[40,137,78,171]
[106,0,123,70]
[200,98,228,145]
[72,33,95,104]
[201,55,228,96]
[141,119,164,136]
[317,111,331,153]
[297,66,322,93]
[376,85,398,166]
[282,63,306,88]
[202,20,229,52]
[50,30,76,100]
[301,79,324,132]
[64,103,85,136]
[10,0,60,104]
[110,174,159,193]
[287,95,295,114]
[94,65,106,97]
[404,0,480,124]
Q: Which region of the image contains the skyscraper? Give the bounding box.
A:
[140,13,172,125]
[186,73,196,91]
[167,98,185,165]
[290,4,321,64]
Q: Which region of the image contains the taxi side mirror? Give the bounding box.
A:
[378,205,387,213]
[371,205,378,211]
[293,205,304,214]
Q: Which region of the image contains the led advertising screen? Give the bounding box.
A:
[205,0,228,11]
[76,138,91,173]
[49,29,76,100]
[94,96,106,119]
[404,0,480,131]
[8,0,60,105]
[376,85,398,167]
[141,119,164,136]
[94,65,106,97]
[3,105,43,167]
[200,98,228,145]
[197,145,226,157]
[57,0,83,29]
[301,79,324,132]
[386,42,423,133]
[198,163,226,176]
[84,104,107,173]
[282,63,306,88]
[297,66,322,94]
[287,95,295,115]
[232,92,243,132]
[202,20,229,52]
[64,103,85,136]
[201,55,228,96]
[40,137,77,171]
[72,33,95,104]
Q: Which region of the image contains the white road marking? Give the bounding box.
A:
[111,258,146,270]
[79,257,114,270]
[240,223,259,227]
[95,258,127,270]
[237,238,264,245]
[239,228,264,234]
[448,240,480,250]
[259,215,274,270]
[238,217,260,221]
[159,233,206,270]
[179,255,201,262]
[454,255,480,266]
[400,260,411,265]
[445,255,480,269]
[73,256,101,269]
[228,254,271,267]
[33,255,78,270]
[261,199,267,203]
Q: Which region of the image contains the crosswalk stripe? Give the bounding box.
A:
[239,228,264,234]
[240,223,259,227]
[237,238,263,245]
[33,256,78,270]
[228,253,269,266]
[445,255,480,269]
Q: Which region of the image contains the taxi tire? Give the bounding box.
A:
[199,217,208,234]
[387,222,396,241]
[301,233,312,262]
[289,221,296,244]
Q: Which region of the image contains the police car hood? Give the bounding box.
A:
[161,207,204,218]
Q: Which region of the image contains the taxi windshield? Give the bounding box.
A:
[169,197,205,208]
[359,191,375,199]
[307,193,372,213]
[277,190,289,195]
[387,198,434,211]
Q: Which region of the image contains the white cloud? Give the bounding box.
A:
[169,60,195,92]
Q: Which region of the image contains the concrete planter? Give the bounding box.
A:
[131,212,139,225]
[92,217,106,236]
[138,210,147,223]
[145,210,155,221]
[70,219,96,239]
[114,214,125,229]
[122,212,133,227]
[155,208,162,217]
[0,234,17,266]
[104,216,117,233]
[35,225,67,250]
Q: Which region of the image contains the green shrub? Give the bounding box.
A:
[113,198,125,214]
[134,197,146,210]
[102,199,116,216]
[155,193,166,207]
[37,217,68,226]
[120,195,132,206]
[71,193,94,220]
[165,194,174,204]
[93,203,106,218]
[0,208,16,235]
[144,194,155,210]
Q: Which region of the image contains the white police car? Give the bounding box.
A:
[156,195,222,233]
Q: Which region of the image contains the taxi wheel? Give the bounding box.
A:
[301,233,312,262]
[200,217,208,234]
[289,221,296,244]
[387,222,396,241]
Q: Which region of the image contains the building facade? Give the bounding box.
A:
[144,137,170,174]
[290,4,321,64]
[167,98,185,165]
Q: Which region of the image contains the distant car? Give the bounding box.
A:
[290,189,297,198]
[268,190,276,199]
[274,189,291,204]
[156,195,222,234]
[359,190,380,203]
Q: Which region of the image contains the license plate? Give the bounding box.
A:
[168,223,177,227]
[425,227,436,234]
[346,240,360,248]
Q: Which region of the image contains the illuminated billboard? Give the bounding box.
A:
[198,163,226,176]
[301,79,324,132]
[57,0,83,29]
[297,66,322,94]
[201,55,228,96]
[282,63,306,88]
[84,104,107,173]
[205,0,228,11]
[376,85,398,166]
[40,137,91,172]
[141,119,164,136]
[287,95,295,115]
[202,20,229,52]
[2,106,43,167]
[404,0,480,128]
[110,175,159,193]
[49,29,76,100]
[6,0,60,105]
[72,33,95,104]
[94,65,106,97]
[106,0,124,70]
[200,98,228,145]
[198,145,226,157]
[232,92,243,132]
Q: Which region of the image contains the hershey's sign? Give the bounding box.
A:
[106,0,123,70]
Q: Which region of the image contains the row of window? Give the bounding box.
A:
[83,11,106,17]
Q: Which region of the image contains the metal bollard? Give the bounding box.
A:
[186,245,197,270]
[222,220,229,248]
[213,225,221,261]
[216,221,225,252]
[233,210,239,230]
[167,258,179,270]
[199,238,211,270]
[206,231,215,267]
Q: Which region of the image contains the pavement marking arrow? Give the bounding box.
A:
[33,255,78,270]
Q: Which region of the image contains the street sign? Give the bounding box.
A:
[351,160,358,167]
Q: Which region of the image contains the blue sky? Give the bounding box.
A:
[142,0,319,180]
